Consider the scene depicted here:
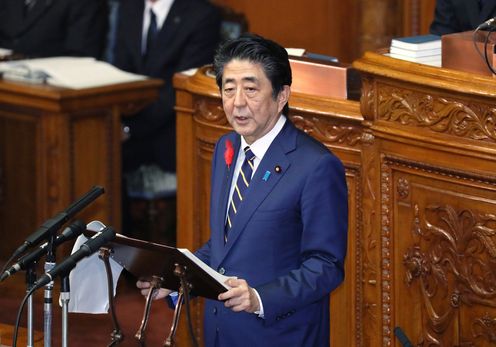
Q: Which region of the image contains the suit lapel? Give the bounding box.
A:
[18,0,52,37]
[128,0,146,70]
[144,0,187,70]
[212,134,240,251]
[220,121,297,263]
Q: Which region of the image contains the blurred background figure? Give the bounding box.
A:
[430,0,496,35]
[0,0,108,59]
[113,0,222,237]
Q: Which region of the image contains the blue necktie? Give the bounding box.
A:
[225,147,255,242]
[144,9,158,58]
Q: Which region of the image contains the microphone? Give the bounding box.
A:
[33,226,116,290]
[11,186,104,259]
[477,17,496,31]
[0,220,86,282]
[394,326,413,347]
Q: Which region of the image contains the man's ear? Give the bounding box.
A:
[277,85,291,111]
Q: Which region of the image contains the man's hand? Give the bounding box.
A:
[218,278,260,313]
[136,280,171,300]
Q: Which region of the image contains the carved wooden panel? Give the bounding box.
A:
[377,83,496,143]
[383,155,496,346]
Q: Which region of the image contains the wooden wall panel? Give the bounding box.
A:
[212,0,436,62]
[213,0,359,62]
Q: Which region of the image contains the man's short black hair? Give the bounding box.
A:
[213,33,292,115]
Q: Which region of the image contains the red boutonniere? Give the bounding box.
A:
[224,139,234,169]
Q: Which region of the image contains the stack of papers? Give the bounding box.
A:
[388,34,442,67]
[0,57,147,89]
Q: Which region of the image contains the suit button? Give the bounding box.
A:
[213,307,217,315]
[218,267,225,275]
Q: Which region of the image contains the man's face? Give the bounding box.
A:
[221,59,290,144]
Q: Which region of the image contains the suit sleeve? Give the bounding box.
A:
[256,153,348,326]
[429,0,458,35]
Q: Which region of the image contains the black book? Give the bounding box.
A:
[85,222,230,300]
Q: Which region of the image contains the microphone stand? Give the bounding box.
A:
[98,247,124,347]
[25,264,36,347]
[43,234,56,347]
[59,275,70,347]
[135,276,164,346]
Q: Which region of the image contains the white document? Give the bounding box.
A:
[177,248,233,290]
[0,57,147,89]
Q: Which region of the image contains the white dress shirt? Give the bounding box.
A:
[141,0,174,54]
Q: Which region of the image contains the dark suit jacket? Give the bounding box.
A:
[430,0,496,35]
[196,120,348,347]
[114,0,221,173]
[0,0,107,58]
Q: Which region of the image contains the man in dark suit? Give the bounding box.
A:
[113,0,221,175]
[138,33,348,347]
[0,0,107,58]
[430,0,496,35]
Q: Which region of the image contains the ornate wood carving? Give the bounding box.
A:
[397,177,410,200]
[473,314,496,343]
[377,85,496,142]
[380,158,393,346]
[404,204,496,345]
[195,98,229,126]
[290,114,363,148]
[360,76,376,121]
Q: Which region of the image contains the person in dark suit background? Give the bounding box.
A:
[138,33,348,347]
[114,0,221,176]
[0,0,107,58]
[430,0,496,35]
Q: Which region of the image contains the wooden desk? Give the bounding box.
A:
[173,66,362,346]
[353,51,496,346]
[0,323,43,347]
[0,78,162,258]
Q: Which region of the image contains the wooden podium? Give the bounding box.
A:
[353,51,496,346]
[0,78,162,259]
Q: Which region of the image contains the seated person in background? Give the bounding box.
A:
[430,0,496,35]
[113,0,221,233]
[0,0,108,59]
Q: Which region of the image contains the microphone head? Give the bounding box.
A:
[477,17,496,30]
[60,220,86,240]
[84,226,116,254]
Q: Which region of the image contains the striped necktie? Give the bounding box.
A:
[225,146,256,242]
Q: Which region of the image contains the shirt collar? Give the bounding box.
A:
[240,115,287,161]
[145,0,174,29]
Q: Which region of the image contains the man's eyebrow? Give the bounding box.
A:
[223,76,258,84]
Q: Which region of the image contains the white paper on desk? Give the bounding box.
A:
[0,47,12,58]
[68,234,123,314]
[0,57,147,89]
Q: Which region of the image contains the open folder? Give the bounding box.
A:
[84,226,230,300]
